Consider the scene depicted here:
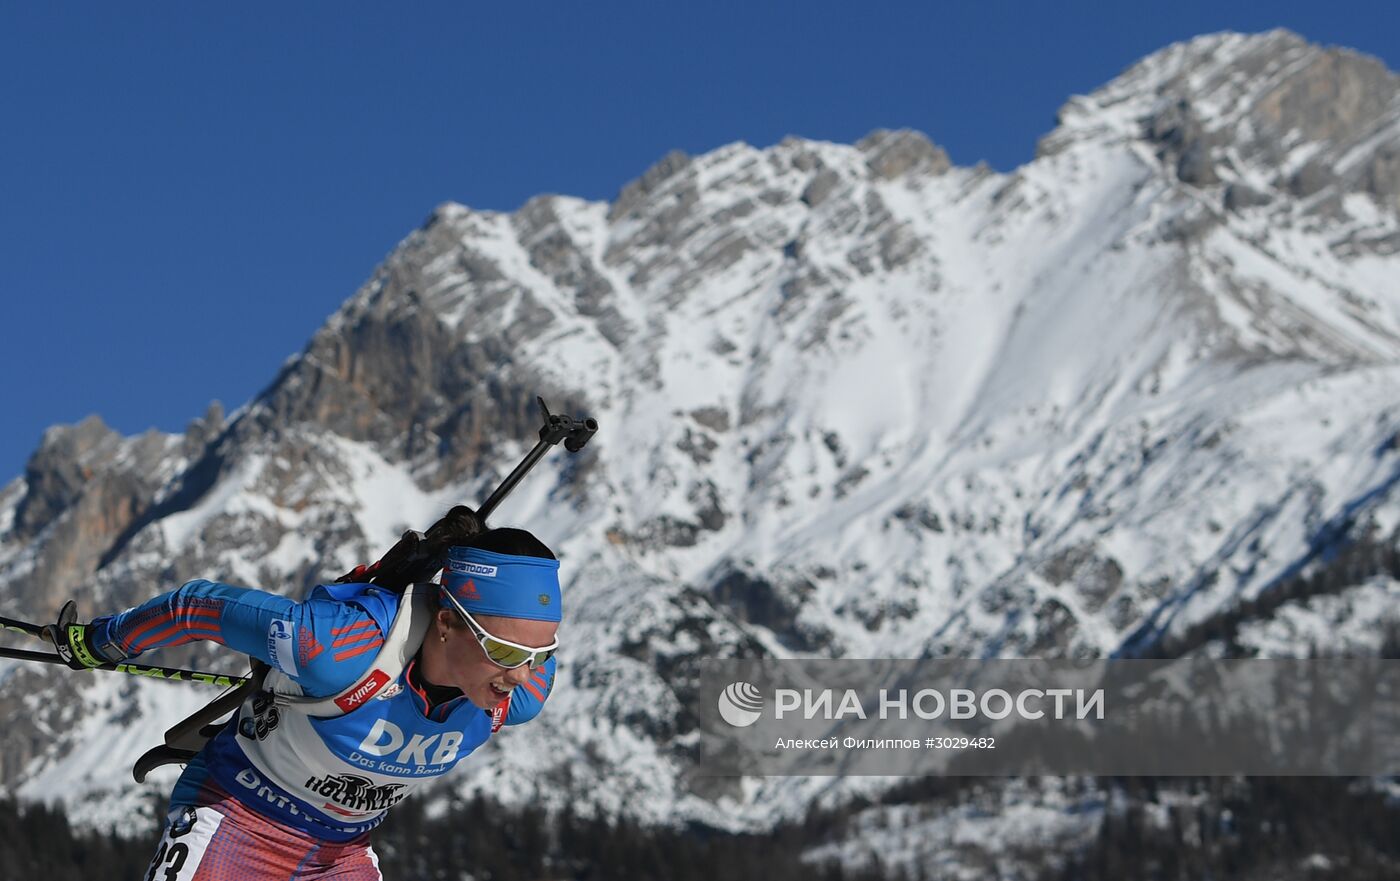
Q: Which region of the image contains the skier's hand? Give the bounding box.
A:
[41,600,109,670]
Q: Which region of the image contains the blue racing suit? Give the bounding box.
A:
[91,579,555,842]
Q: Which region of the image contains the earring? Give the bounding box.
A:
[440,632,447,643]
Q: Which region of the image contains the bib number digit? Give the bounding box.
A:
[161,843,189,881]
[146,806,220,881]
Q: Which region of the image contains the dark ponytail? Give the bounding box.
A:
[336,505,484,592]
[335,507,554,591]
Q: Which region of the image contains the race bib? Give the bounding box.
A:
[144,805,223,881]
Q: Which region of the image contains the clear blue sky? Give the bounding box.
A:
[1,2,1396,483]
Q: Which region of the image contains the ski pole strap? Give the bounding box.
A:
[61,623,106,668]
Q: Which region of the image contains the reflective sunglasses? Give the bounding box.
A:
[441,589,558,669]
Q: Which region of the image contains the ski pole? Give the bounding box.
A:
[0,613,46,640]
[0,643,246,688]
[3,611,247,685]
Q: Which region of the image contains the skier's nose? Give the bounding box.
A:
[503,665,533,687]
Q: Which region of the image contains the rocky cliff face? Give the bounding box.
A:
[0,28,1397,847]
[1043,30,1400,217]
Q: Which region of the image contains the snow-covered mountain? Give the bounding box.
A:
[1,28,1398,849]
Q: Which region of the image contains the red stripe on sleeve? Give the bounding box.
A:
[330,620,376,637]
[121,612,175,646]
[331,628,383,648]
[130,622,223,653]
[332,639,384,662]
[121,606,223,650]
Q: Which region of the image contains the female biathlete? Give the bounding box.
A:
[46,526,561,880]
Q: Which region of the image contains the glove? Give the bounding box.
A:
[41,600,112,670]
